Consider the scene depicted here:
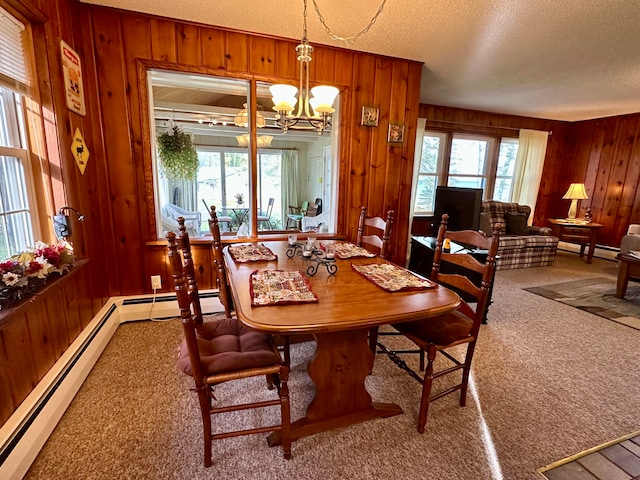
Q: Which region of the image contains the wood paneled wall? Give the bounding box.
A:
[549,113,640,247]
[47,2,420,295]
[0,261,93,426]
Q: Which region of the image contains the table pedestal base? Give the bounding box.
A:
[267,328,403,446]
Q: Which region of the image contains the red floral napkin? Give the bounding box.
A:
[333,242,375,259]
[351,263,436,292]
[250,270,319,306]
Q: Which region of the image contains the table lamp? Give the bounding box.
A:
[562,183,588,219]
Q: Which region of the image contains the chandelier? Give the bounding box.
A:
[269,0,339,134]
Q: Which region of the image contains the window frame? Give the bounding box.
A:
[413,129,519,215]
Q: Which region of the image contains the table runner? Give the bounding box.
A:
[250,270,319,306]
[351,263,436,292]
[334,242,375,259]
[228,243,277,263]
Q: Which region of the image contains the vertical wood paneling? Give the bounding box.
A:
[150,18,176,63]
[0,261,93,426]
[91,10,144,294]
[201,27,226,69]
[346,54,377,239]
[249,36,275,75]
[176,23,201,65]
[274,40,297,79]
[225,31,248,72]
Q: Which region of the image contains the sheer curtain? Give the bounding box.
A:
[407,118,427,264]
[281,149,299,223]
[511,129,549,222]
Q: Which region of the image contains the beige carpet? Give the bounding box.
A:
[24,252,640,480]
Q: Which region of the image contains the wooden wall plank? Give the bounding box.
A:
[176,23,201,66]
[249,36,275,75]
[201,27,226,70]
[91,9,145,294]
[225,31,248,72]
[150,18,176,63]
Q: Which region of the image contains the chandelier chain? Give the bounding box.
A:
[311,0,387,46]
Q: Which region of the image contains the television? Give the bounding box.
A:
[432,186,483,234]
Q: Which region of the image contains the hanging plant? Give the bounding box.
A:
[156,125,199,180]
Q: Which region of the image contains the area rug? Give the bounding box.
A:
[524,277,640,331]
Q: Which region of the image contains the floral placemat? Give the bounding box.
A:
[334,242,375,259]
[228,243,277,263]
[351,263,436,292]
[250,270,319,306]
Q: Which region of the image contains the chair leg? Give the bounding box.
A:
[198,388,213,467]
[419,348,425,371]
[459,342,477,407]
[417,345,437,434]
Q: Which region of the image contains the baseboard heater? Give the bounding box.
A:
[0,291,221,480]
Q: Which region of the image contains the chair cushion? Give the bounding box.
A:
[177,315,281,377]
[394,310,473,347]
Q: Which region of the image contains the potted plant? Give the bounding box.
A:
[235,193,244,206]
[156,125,199,180]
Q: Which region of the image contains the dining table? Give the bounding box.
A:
[223,240,461,445]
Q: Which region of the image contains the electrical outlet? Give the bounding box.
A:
[150,275,162,290]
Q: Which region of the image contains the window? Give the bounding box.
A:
[0,8,39,258]
[412,130,519,214]
[0,85,37,258]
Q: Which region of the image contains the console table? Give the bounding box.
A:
[408,236,495,323]
[548,219,603,264]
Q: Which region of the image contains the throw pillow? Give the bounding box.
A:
[504,212,530,235]
[478,212,493,237]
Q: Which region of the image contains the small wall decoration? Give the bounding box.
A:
[388,124,404,143]
[60,40,86,116]
[361,106,379,127]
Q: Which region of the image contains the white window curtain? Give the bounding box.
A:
[406,117,427,264]
[281,149,299,223]
[511,129,549,222]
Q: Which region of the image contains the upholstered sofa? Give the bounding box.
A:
[480,200,559,270]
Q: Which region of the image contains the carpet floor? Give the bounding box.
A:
[524,277,640,331]
[23,252,640,480]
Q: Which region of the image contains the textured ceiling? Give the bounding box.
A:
[80,0,640,121]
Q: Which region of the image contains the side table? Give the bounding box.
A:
[615,253,640,299]
[548,219,603,264]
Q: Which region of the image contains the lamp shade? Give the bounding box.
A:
[562,183,588,200]
[269,84,298,113]
[309,86,339,115]
[234,103,266,128]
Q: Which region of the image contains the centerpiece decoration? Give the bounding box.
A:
[0,241,75,310]
[156,124,199,180]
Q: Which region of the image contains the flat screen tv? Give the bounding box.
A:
[432,186,483,233]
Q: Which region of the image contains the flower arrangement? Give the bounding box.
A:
[0,241,75,310]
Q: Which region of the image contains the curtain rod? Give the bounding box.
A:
[425,118,552,135]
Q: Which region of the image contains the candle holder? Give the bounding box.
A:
[303,251,337,276]
[286,242,303,258]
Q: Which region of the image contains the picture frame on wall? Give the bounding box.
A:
[361,106,379,126]
[388,124,404,143]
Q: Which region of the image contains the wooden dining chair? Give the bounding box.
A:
[357,206,395,356]
[168,218,292,466]
[356,206,394,258]
[374,214,499,433]
[257,197,275,230]
[286,200,309,230]
[208,205,234,318]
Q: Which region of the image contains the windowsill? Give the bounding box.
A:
[145,232,345,247]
